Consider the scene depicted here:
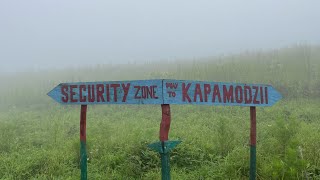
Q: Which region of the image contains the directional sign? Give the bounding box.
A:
[47,80,163,105]
[48,79,282,106]
[162,79,282,107]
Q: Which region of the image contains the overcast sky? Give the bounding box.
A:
[0,0,319,72]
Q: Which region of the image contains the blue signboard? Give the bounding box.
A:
[162,79,282,107]
[48,79,282,107]
[47,80,163,105]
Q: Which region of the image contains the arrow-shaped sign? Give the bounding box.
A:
[48,79,282,107]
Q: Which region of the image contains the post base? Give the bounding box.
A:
[148,140,181,154]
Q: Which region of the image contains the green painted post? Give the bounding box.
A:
[250,146,256,180]
[80,105,87,180]
[250,106,256,180]
[160,146,171,180]
[80,141,87,180]
[148,141,181,180]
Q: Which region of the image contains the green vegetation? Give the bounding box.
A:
[0,45,319,179]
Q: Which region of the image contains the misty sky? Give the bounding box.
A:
[1,0,319,72]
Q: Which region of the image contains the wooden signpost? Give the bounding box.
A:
[48,79,282,180]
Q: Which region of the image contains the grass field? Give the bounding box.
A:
[0,44,319,179]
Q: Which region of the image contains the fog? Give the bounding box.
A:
[1,0,319,72]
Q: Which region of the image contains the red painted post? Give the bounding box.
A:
[160,104,171,141]
[80,105,87,180]
[250,106,256,146]
[160,104,171,180]
[250,106,256,180]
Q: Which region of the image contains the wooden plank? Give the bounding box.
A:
[47,79,163,105]
[48,79,282,107]
[163,79,282,107]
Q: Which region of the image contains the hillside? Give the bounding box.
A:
[0,45,319,179]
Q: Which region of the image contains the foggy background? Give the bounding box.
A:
[1,0,319,72]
